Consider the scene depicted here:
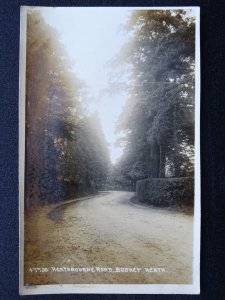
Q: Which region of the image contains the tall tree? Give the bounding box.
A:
[114,10,195,185]
[25,9,110,208]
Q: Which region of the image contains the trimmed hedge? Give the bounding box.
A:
[136,177,194,207]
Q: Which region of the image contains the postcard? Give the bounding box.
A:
[19,6,200,294]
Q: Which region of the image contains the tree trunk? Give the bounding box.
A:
[148,145,153,177]
[173,103,180,177]
[159,144,166,178]
[133,178,137,191]
[151,142,160,178]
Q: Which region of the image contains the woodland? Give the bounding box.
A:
[25,9,195,209]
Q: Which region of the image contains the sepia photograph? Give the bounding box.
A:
[19,6,200,294]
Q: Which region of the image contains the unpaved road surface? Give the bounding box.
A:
[24,191,193,285]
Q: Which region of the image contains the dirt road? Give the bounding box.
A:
[24,191,193,285]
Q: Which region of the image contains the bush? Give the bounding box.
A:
[136,177,194,207]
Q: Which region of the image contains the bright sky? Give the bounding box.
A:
[41,8,130,164]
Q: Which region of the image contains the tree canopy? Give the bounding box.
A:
[112,10,195,188]
[25,10,110,208]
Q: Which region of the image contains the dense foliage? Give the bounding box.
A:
[25,9,196,208]
[113,10,195,189]
[136,177,194,207]
[25,10,110,209]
